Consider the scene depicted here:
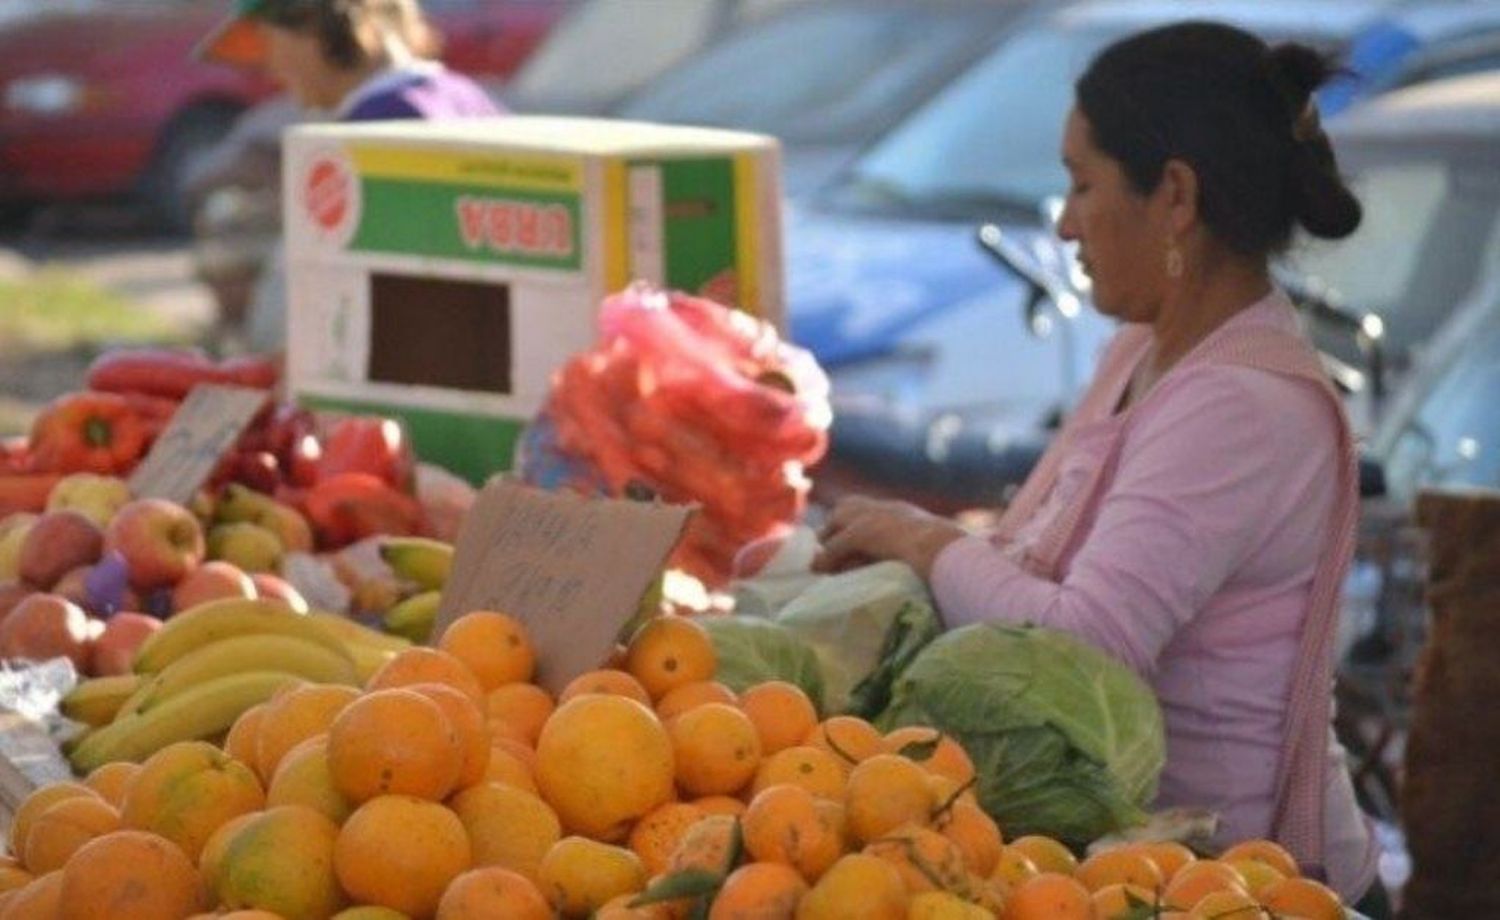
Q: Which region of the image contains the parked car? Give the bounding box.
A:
[0,0,564,229]
[609,0,1032,196]
[799,0,1399,510]
[1319,0,1500,116]
[502,0,805,116]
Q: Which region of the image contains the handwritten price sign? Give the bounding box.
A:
[127,385,270,505]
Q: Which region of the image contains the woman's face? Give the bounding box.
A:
[261,22,344,111]
[1056,107,1172,324]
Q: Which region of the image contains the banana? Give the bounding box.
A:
[379,537,454,591]
[348,642,398,684]
[118,633,359,719]
[61,674,148,727]
[68,670,302,773]
[382,589,442,644]
[308,610,412,654]
[134,597,349,675]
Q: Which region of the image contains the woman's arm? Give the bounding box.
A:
[928,367,1336,675]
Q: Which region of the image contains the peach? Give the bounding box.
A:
[18,510,103,589]
[172,561,256,614]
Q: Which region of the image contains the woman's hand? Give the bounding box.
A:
[813,496,968,578]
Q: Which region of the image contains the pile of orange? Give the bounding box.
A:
[0,609,1351,920]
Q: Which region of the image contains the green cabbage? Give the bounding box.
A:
[877,623,1165,849]
[700,615,826,713]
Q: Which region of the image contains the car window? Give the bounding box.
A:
[614,5,1001,143]
[505,0,724,112]
[1286,158,1500,356]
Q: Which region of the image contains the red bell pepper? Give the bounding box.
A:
[304,473,425,547]
[28,392,148,474]
[317,417,414,490]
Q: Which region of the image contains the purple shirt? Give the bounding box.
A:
[340,63,501,122]
[930,294,1378,899]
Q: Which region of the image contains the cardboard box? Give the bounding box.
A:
[283,116,784,484]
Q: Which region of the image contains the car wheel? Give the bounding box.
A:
[138,103,243,235]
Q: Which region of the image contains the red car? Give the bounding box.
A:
[0,0,563,228]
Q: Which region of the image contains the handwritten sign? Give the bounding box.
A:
[432,479,695,694]
[128,385,269,505]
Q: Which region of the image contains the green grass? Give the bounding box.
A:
[0,268,190,352]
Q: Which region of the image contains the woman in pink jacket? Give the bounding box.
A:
[815,22,1388,915]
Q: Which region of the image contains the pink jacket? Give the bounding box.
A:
[930,291,1378,899]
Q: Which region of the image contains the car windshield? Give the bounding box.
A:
[821,25,1117,218]
[614,4,1003,143]
[1283,150,1500,357]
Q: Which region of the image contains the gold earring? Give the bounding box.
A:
[1165,242,1184,279]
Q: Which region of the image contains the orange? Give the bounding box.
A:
[596,894,676,919]
[120,740,265,862]
[58,830,206,919]
[708,861,807,919]
[477,742,538,793]
[907,890,993,919]
[991,847,1041,889]
[814,798,852,854]
[7,782,100,859]
[331,909,409,920]
[494,734,538,770]
[693,795,748,818]
[485,683,554,747]
[405,681,491,789]
[438,610,536,690]
[1226,859,1286,897]
[224,701,268,771]
[624,615,717,701]
[1001,872,1092,920]
[451,781,561,883]
[667,814,740,875]
[211,805,347,920]
[0,864,31,896]
[1075,847,1165,893]
[266,735,355,825]
[803,716,883,770]
[669,702,762,797]
[326,687,464,803]
[1256,876,1345,920]
[1188,889,1265,918]
[629,802,707,876]
[882,727,976,786]
[1006,835,1078,876]
[538,836,647,917]
[535,694,676,842]
[655,681,739,722]
[796,853,908,920]
[862,825,970,896]
[558,669,653,707]
[1092,882,1159,919]
[81,762,139,808]
[738,682,817,756]
[1162,861,1248,910]
[844,753,935,845]
[22,795,120,874]
[0,870,60,920]
[200,812,257,889]
[254,683,360,782]
[436,866,551,920]
[1139,841,1198,882]
[366,646,485,706]
[936,798,1003,877]
[335,795,472,918]
[750,746,846,801]
[1219,839,1300,880]
[742,784,839,883]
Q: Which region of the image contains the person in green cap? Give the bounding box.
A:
[198,0,500,119]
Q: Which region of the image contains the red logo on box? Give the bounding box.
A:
[304,157,352,233]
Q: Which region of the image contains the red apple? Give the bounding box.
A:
[89,612,162,676]
[0,581,31,624]
[250,573,308,614]
[18,510,103,589]
[51,565,94,610]
[105,499,206,591]
[172,560,256,613]
[0,593,94,668]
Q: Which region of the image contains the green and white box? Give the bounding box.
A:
[282,116,783,484]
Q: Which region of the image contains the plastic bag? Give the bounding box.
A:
[518,283,831,585]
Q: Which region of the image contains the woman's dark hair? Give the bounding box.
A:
[264,0,439,70]
[1075,21,1362,256]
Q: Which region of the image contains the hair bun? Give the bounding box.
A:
[1291,142,1363,239]
[1266,42,1335,104]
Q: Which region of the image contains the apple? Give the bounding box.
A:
[45,473,132,528]
[0,513,37,581]
[0,593,95,669]
[0,582,31,623]
[105,499,206,591]
[207,522,283,574]
[19,510,104,589]
[89,612,162,676]
[51,565,94,610]
[250,573,309,614]
[172,560,256,613]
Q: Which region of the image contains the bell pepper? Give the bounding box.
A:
[29,392,148,475]
[317,417,414,490]
[0,473,62,515]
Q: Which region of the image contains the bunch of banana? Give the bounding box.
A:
[60,596,410,773]
[379,536,454,642]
